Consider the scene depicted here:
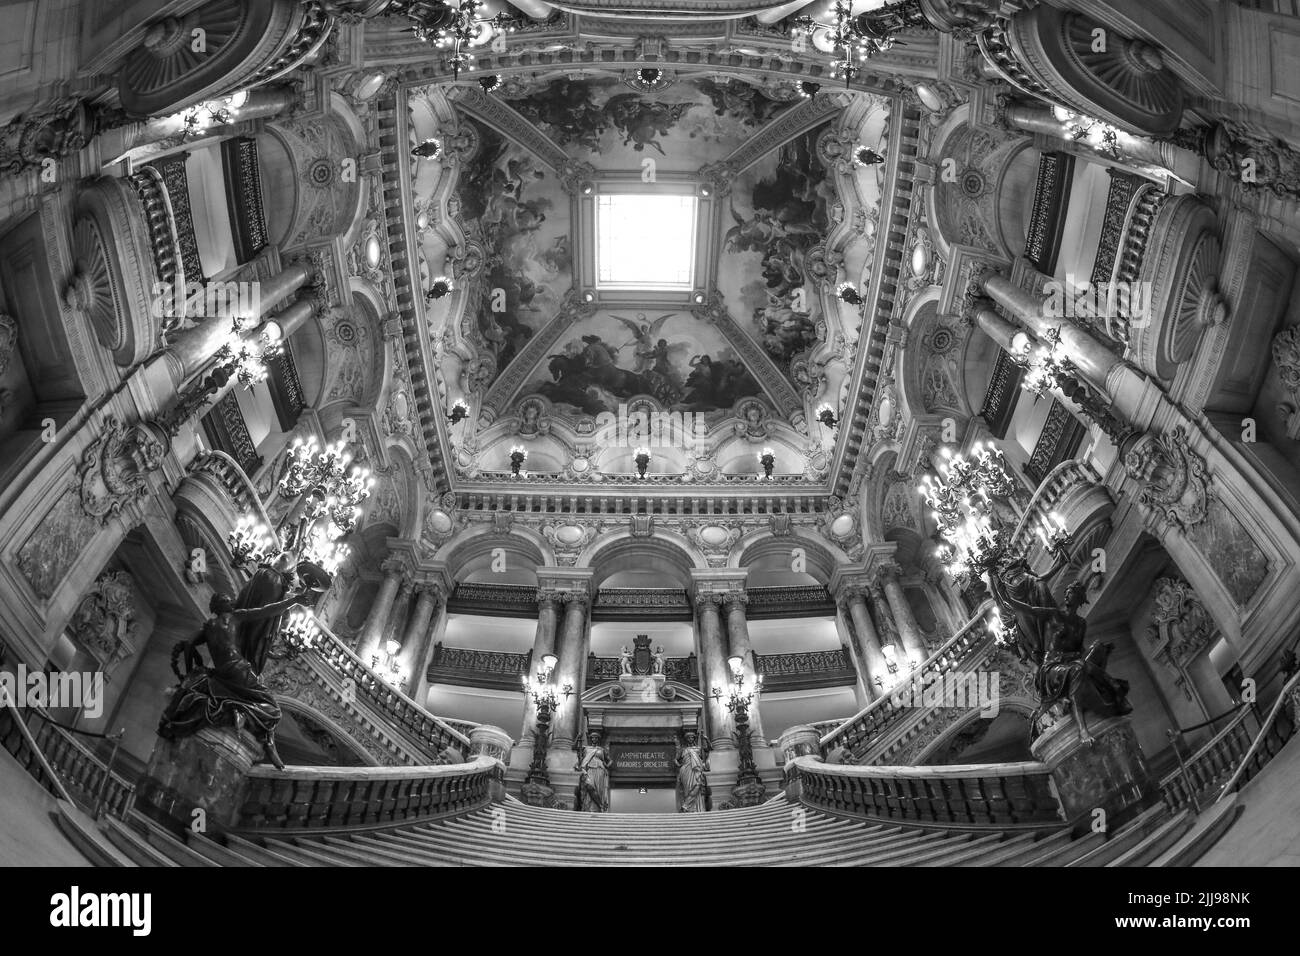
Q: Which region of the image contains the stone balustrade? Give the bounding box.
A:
[306,616,473,758]
[235,755,502,833]
[1160,689,1297,812]
[0,702,136,820]
[819,602,995,757]
[126,165,184,308]
[791,755,1062,829]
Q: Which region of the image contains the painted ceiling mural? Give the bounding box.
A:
[504,77,797,171]
[454,117,571,374]
[417,71,891,479]
[719,120,834,383]
[517,309,763,417]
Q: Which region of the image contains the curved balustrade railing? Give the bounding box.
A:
[819,601,995,756]
[0,700,136,819]
[791,756,1062,830]
[0,698,72,803]
[25,711,137,820]
[1106,185,1169,347]
[185,450,278,532]
[126,165,184,302]
[303,615,473,758]
[1159,672,1299,812]
[1007,459,1102,558]
[234,756,500,834]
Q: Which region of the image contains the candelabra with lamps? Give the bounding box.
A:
[521,654,572,788]
[711,656,763,788]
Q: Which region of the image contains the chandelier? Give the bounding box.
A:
[228,515,278,571]
[281,609,324,656]
[1013,326,1135,446]
[276,437,373,574]
[791,0,928,86]
[400,1,518,79]
[214,323,284,390]
[919,442,1021,584]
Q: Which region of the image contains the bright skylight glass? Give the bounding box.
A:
[596,193,697,288]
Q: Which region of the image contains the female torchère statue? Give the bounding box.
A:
[1001,580,1132,745]
[573,730,613,812]
[676,730,710,812]
[159,587,319,769]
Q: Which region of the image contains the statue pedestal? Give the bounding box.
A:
[135,726,264,834]
[1031,715,1157,834]
[520,780,556,808]
[616,672,667,701]
[730,777,768,808]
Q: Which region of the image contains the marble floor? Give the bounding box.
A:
[0,746,90,866]
[1195,733,1300,867]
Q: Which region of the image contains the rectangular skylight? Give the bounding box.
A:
[596,193,697,289]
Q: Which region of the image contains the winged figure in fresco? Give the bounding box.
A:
[611,313,677,370]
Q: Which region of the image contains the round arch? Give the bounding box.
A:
[731,530,848,585]
[441,526,552,582]
[582,532,704,590]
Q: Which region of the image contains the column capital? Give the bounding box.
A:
[694,591,725,611]
[536,587,563,608]
[558,590,589,610]
[722,591,749,612]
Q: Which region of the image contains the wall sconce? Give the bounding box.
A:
[728,655,744,680]
[478,73,502,93]
[412,137,442,160]
[853,145,884,167]
[509,445,528,476]
[836,281,864,306]
[633,446,651,478]
[881,643,899,674]
[758,447,776,479]
[816,403,839,430]
[540,653,557,678]
[798,81,821,98]
[426,275,455,300]
[447,398,470,425]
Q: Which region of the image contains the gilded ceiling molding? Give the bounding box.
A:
[690,292,807,432]
[699,90,848,180]
[829,104,924,498]
[447,87,571,171]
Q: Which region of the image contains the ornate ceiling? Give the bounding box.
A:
[403,59,895,490]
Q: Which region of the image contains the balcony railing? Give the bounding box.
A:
[1023,399,1087,487]
[202,391,263,477]
[145,153,204,283]
[221,136,271,264]
[1006,458,1103,559]
[126,165,185,333]
[185,449,276,529]
[427,643,533,691]
[586,653,699,687]
[980,347,1025,441]
[234,755,500,834]
[755,646,856,691]
[1024,151,1075,274]
[1091,175,1168,348]
[792,756,1062,829]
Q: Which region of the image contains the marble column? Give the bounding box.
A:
[880,568,928,665]
[696,593,734,750]
[521,589,561,744]
[400,585,439,695]
[548,592,589,750]
[842,588,888,700]
[357,558,405,659]
[171,262,315,380]
[382,576,416,665]
[723,592,766,747]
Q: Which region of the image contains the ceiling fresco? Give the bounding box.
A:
[504,76,798,171]
[719,120,834,382]
[454,117,572,374]
[411,68,893,484]
[515,309,765,417]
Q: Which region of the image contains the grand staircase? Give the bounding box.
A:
[60,792,1200,868]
